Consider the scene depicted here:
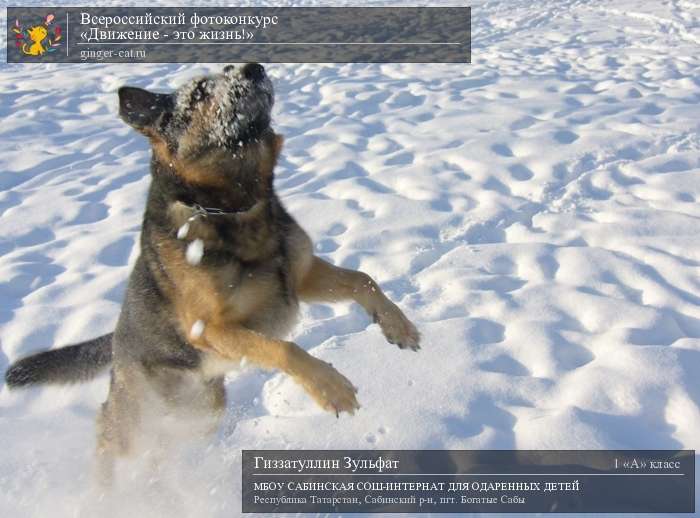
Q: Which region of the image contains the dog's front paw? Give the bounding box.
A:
[297,357,360,417]
[374,303,421,351]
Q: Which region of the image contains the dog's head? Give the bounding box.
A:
[118,63,281,190]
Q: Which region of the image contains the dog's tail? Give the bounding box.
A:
[4,333,113,388]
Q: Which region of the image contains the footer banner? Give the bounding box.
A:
[242,449,695,513]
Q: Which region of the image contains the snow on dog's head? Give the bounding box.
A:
[118,63,275,160]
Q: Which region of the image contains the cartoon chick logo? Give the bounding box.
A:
[13,14,62,56]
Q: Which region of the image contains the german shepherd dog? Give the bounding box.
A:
[4,64,420,484]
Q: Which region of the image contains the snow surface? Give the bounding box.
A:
[1,0,700,516]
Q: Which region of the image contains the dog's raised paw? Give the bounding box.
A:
[298,357,360,416]
[375,303,421,351]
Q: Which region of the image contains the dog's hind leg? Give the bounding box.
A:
[95,401,117,489]
[297,256,420,350]
[94,373,139,489]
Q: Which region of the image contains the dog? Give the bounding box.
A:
[4,63,420,485]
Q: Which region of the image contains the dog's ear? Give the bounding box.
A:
[118,87,173,131]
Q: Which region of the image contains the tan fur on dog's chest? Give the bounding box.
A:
[152,215,313,355]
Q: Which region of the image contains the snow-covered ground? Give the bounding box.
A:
[1,0,699,516]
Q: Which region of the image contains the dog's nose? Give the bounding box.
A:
[242,63,265,83]
[223,64,235,74]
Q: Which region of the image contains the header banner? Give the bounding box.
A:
[7,7,471,63]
